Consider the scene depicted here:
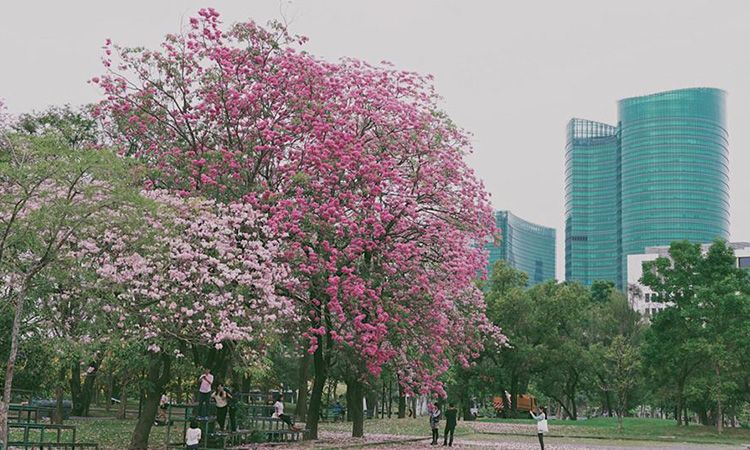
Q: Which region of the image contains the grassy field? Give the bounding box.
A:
[476,416,750,445]
[9,418,171,449]
[9,415,750,448]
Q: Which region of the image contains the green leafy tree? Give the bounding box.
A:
[587,290,643,418]
[13,105,98,149]
[641,240,750,431]
[600,336,641,431]
[530,281,591,420]
[483,261,537,416]
[0,135,139,447]
[590,280,615,304]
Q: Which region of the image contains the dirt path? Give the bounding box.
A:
[245,430,745,449]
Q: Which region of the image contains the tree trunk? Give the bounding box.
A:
[0,285,28,449]
[176,375,183,404]
[510,375,519,415]
[118,380,128,420]
[74,365,100,416]
[387,378,393,418]
[296,353,310,421]
[306,343,327,439]
[129,353,171,450]
[366,387,377,420]
[676,377,685,425]
[397,382,406,418]
[347,378,364,438]
[70,362,82,415]
[551,396,574,420]
[105,372,114,413]
[715,363,723,434]
[53,366,67,424]
[380,381,386,419]
[345,383,354,422]
[604,390,613,417]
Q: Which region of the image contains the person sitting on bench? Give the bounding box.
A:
[273,394,301,431]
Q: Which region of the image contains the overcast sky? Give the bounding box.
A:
[2,0,749,279]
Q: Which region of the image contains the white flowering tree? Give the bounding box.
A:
[0,135,138,448]
[78,190,295,449]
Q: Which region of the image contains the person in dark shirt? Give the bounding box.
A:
[443,403,458,446]
[223,383,237,431]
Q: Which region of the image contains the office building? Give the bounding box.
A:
[566,88,729,289]
[488,210,556,286]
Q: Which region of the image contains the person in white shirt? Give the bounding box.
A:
[197,368,213,417]
[530,406,549,450]
[273,395,301,431]
[156,393,169,424]
[185,419,202,449]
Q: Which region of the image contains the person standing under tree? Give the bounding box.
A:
[223,382,237,432]
[212,384,229,431]
[530,406,548,450]
[156,393,170,425]
[443,402,458,446]
[429,402,441,445]
[197,368,213,418]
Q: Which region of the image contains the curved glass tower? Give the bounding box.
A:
[618,88,729,287]
[565,88,730,289]
[488,211,556,286]
[565,119,621,287]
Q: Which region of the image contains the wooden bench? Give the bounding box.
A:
[245,404,275,418]
[8,405,40,424]
[247,417,306,442]
[7,422,99,450]
[321,405,345,422]
[7,444,100,450]
[166,429,261,449]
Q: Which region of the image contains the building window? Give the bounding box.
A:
[739,257,750,270]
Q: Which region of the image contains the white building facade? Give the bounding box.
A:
[626,242,750,317]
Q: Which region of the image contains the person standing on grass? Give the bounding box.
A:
[197,368,214,417]
[443,402,458,446]
[530,406,548,450]
[212,384,229,431]
[156,393,170,425]
[429,402,441,445]
[223,382,237,432]
[274,394,301,431]
[186,419,202,449]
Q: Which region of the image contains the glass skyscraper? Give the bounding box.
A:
[565,119,621,288]
[488,210,556,286]
[565,88,730,289]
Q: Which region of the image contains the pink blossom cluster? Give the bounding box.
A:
[76,190,295,354]
[93,9,504,395]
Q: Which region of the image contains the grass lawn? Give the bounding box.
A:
[9,418,170,449]
[10,415,750,448]
[477,416,750,445]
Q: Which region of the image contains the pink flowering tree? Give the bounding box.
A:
[0,100,11,148]
[94,9,501,439]
[77,190,293,449]
[0,135,138,448]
